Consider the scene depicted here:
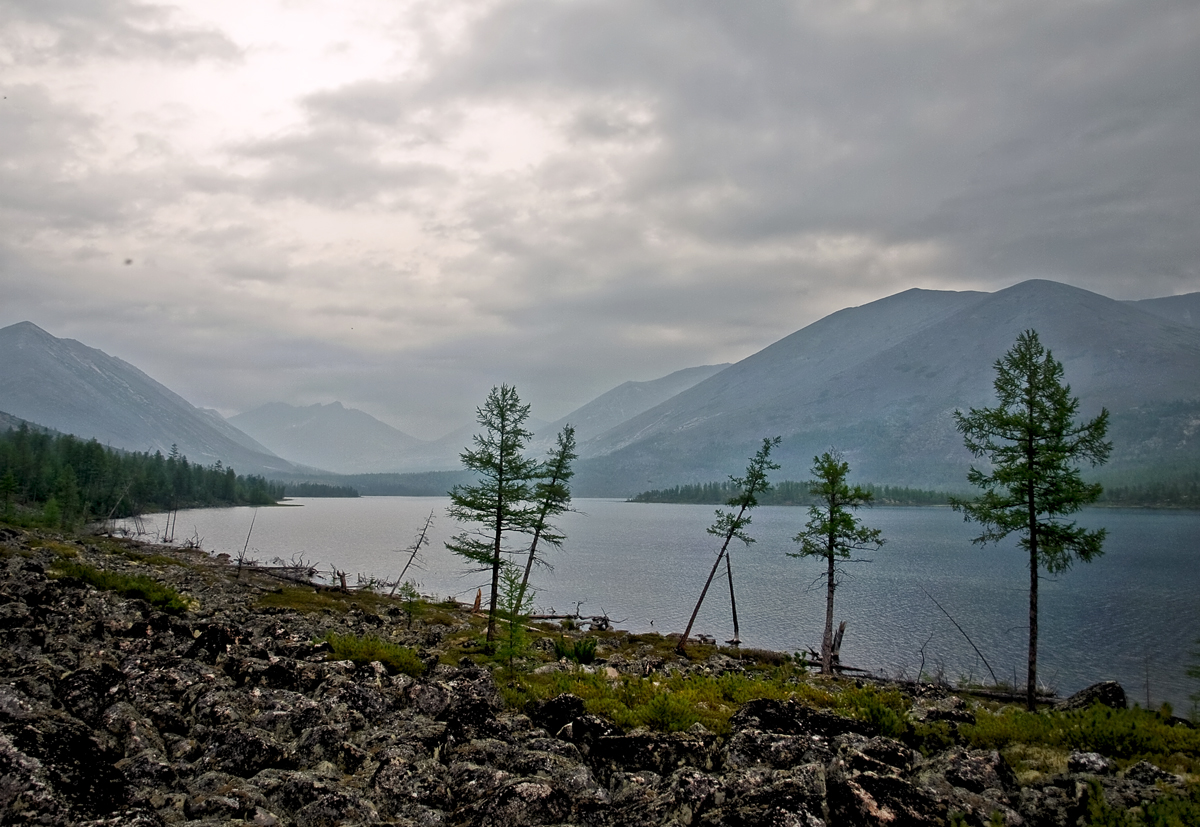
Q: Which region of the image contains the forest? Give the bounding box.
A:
[0,424,284,529]
[628,479,952,506]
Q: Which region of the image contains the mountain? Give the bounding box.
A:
[542,364,730,443]
[1128,291,1200,329]
[0,322,297,475]
[573,281,1200,495]
[229,402,427,475]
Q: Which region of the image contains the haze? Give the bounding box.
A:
[2,1,1197,438]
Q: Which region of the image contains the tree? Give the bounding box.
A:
[951,329,1111,710]
[678,436,780,654]
[789,451,884,674]
[516,424,577,611]
[446,384,539,643]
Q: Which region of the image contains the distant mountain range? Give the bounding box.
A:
[3,280,1198,495]
[229,402,425,475]
[0,322,298,476]
[571,280,1200,494]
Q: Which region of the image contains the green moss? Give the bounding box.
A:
[498,665,908,737]
[256,586,395,615]
[50,559,189,614]
[320,631,424,677]
[956,704,1200,775]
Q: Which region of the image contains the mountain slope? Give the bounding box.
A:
[229,402,427,475]
[575,281,1200,494]
[0,322,296,475]
[541,364,729,444]
[1128,291,1200,329]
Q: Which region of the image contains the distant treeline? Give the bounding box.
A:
[0,425,283,529]
[1096,476,1200,508]
[282,482,360,498]
[274,470,474,497]
[629,480,952,506]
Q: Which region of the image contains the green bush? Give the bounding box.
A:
[51,559,188,613]
[320,631,424,677]
[958,704,1200,774]
[553,636,598,664]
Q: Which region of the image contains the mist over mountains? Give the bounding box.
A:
[2,279,1198,496]
[0,322,297,476]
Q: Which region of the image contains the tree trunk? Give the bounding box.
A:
[1026,435,1039,711]
[487,504,502,642]
[725,547,740,644]
[1027,517,1039,711]
[821,549,836,674]
[678,504,747,653]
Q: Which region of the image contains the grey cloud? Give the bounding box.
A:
[0,0,240,64]
[234,127,454,208]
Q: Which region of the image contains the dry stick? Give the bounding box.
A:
[393,509,434,595]
[922,587,999,686]
[237,508,258,579]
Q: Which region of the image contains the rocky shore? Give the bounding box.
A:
[0,526,1194,826]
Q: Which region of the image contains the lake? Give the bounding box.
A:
[124,499,1200,712]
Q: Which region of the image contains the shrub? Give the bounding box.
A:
[51,559,189,613]
[320,631,424,677]
[553,636,598,664]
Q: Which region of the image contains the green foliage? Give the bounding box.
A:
[552,636,598,664]
[788,450,884,673]
[51,559,189,613]
[516,424,577,610]
[0,424,283,528]
[319,631,425,677]
[1084,779,1200,827]
[957,704,1200,775]
[495,563,535,677]
[952,329,1111,571]
[446,384,540,641]
[256,586,392,615]
[499,664,907,737]
[951,329,1111,709]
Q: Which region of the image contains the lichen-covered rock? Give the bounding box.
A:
[1060,680,1127,711]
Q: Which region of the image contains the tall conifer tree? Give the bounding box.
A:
[952,330,1111,710]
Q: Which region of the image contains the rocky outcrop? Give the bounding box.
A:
[0,529,1190,826]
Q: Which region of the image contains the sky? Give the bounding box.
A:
[2,0,1198,439]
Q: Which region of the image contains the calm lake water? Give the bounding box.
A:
[126,499,1200,711]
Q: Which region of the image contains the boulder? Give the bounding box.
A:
[1060,681,1127,711]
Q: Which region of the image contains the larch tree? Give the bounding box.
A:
[516,424,577,612]
[678,436,780,654]
[789,450,884,675]
[446,384,539,643]
[951,329,1110,710]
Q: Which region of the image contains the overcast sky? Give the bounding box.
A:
[2,0,1198,438]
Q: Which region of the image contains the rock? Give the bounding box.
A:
[1123,760,1177,786]
[1067,751,1115,775]
[1060,681,1127,711]
[526,692,585,735]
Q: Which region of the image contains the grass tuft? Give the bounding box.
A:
[51,559,189,613]
[320,631,424,677]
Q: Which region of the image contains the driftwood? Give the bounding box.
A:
[529,613,613,631]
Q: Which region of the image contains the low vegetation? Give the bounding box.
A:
[49,558,190,613]
[319,631,424,677]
